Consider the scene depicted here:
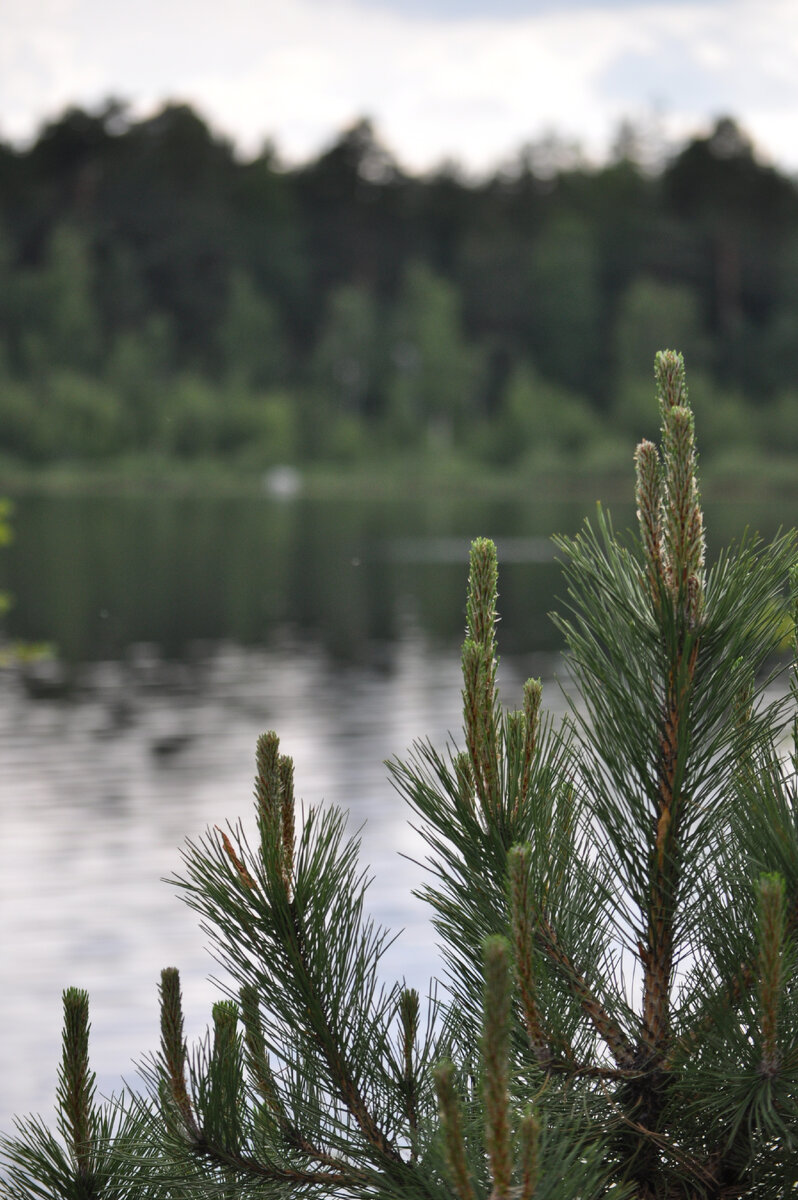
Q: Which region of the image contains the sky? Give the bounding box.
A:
[2,0,798,175]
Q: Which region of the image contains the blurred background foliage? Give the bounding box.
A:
[1,102,797,477]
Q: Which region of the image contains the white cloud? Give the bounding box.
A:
[1,0,798,172]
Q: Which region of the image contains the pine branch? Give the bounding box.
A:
[507,846,557,1067]
[534,914,637,1071]
[281,895,406,1167]
[238,979,372,1181]
[639,351,705,1067]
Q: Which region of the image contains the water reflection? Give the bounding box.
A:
[3,492,791,665]
[1,493,606,663]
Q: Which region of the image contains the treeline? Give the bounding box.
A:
[1,101,798,470]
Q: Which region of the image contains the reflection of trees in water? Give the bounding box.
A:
[3,494,599,666]
[4,493,791,668]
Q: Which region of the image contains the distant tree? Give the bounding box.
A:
[615,278,707,380]
[311,283,383,417]
[525,215,601,398]
[611,277,709,440]
[105,314,176,448]
[665,117,798,344]
[130,103,235,192]
[485,362,601,465]
[387,261,480,446]
[6,225,101,375]
[609,114,669,176]
[219,270,287,391]
[295,118,408,307]
[110,105,236,369]
[756,234,798,397]
[514,130,586,181]
[231,149,308,343]
[39,225,101,370]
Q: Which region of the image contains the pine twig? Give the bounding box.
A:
[282,899,405,1166]
[434,1062,478,1200]
[463,538,502,818]
[517,1109,540,1200]
[757,872,786,1076]
[535,915,637,1070]
[399,988,420,1158]
[159,967,198,1137]
[507,846,558,1067]
[482,937,513,1200]
[56,988,96,1180]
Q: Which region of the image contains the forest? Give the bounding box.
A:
[1,102,798,477]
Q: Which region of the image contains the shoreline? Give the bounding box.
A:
[1,449,796,503]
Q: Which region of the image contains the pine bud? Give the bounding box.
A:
[655,348,688,412]
[518,1108,540,1200]
[482,936,513,1200]
[240,985,281,1114]
[508,846,549,1064]
[256,730,282,835]
[279,754,296,889]
[158,967,196,1133]
[56,988,95,1177]
[634,438,663,597]
[466,537,499,651]
[434,1061,477,1200]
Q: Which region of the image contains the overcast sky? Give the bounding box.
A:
[2,0,797,174]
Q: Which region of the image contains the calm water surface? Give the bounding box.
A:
[0,488,793,1131]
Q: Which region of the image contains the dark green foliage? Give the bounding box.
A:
[3,351,798,1196]
[1,106,798,466]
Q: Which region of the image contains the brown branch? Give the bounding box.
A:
[535,915,637,1070]
[563,1062,644,1080]
[598,1090,718,1190]
[193,1135,367,1188]
[508,846,570,1068]
[642,638,699,1064]
[284,902,405,1167]
[239,983,359,1176]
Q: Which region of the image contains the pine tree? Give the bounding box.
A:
[3,350,798,1197]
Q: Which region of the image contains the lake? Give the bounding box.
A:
[0,485,794,1132]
